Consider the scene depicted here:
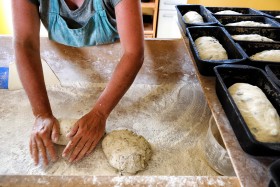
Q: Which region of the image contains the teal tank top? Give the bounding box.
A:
[48,0,119,47]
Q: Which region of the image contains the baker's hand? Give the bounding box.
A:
[62,110,106,163]
[30,115,60,166]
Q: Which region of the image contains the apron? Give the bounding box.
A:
[48,0,119,47]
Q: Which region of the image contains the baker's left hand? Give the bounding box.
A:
[62,110,106,163]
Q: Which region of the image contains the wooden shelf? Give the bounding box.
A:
[141,2,156,9]
[141,0,159,38]
[143,22,153,33]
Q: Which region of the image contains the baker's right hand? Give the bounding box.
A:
[29,115,60,166]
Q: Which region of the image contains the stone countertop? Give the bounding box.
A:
[0,36,196,86]
[0,36,243,187]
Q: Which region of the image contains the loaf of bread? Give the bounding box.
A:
[215,10,242,15]
[231,34,274,42]
[226,21,272,27]
[229,83,280,143]
[250,50,280,62]
[183,11,204,24]
[194,36,228,60]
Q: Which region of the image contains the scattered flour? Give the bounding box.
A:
[0,82,218,176]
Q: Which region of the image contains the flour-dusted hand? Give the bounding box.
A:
[62,110,106,163]
[30,115,60,166]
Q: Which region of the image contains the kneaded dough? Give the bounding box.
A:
[102,129,152,175]
[250,50,280,62]
[215,10,242,15]
[228,83,280,143]
[194,36,228,60]
[183,11,204,24]
[231,34,274,42]
[55,119,77,145]
[226,21,272,27]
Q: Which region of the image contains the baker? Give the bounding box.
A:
[11,0,144,166]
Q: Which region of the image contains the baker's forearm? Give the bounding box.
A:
[14,42,52,117]
[92,51,144,117]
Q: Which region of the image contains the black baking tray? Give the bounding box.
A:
[214,15,280,27]
[206,7,262,16]
[237,41,280,68]
[224,27,280,43]
[175,5,218,34]
[269,159,280,187]
[266,64,280,88]
[214,65,280,156]
[186,26,247,76]
[259,10,280,23]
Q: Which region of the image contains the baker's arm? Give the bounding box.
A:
[62,0,144,162]
[12,0,59,165]
[93,0,145,118]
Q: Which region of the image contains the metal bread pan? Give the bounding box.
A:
[175,4,218,34]
[214,64,280,156]
[237,41,280,68]
[225,27,280,43]
[269,159,280,187]
[259,10,280,23]
[266,64,280,88]
[186,26,247,76]
[214,15,280,28]
[206,7,262,16]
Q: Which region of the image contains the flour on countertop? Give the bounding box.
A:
[0,82,218,176]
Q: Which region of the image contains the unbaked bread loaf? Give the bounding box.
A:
[194,36,228,60]
[56,119,76,145]
[228,83,280,143]
[215,10,242,15]
[102,129,152,175]
[250,50,280,62]
[183,11,204,23]
[226,21,272,27]
[231,34,274,42]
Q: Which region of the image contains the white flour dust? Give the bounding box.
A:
[0,82,218,176]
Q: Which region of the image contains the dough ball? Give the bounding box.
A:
[102,129,152,174]
[55,119,77,145]
[215,10,242,15]
[229,83,280,143]
[231,34,274,42]
[250,50,280,62]
[226,21,272,27]
[183,11,204,24]
[194,36,228,60]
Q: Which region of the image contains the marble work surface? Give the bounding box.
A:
[180,32,279,187]
[0,36,243,186]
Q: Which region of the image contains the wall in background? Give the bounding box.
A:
[0,0,48,35]
[0,0,12,35]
